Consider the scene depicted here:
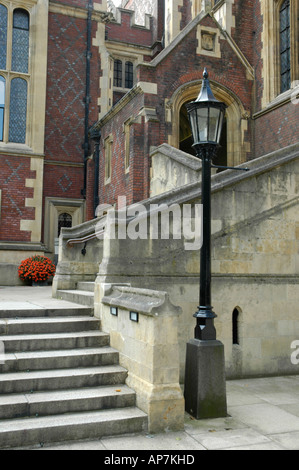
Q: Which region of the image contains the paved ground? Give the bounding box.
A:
[1,286,299,451]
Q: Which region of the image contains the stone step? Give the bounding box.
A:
[0,307,94,319]
[0,347,119,373]
[0,385,136,419]
[1,331,110,352]
[77,282,95,292]
[0,365,128,394]
[0,407,147,449]
[57,290,94,307]
[0,299,148,448]
[0,316,100,336]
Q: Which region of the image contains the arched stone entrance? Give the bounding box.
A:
[166,80,250,168]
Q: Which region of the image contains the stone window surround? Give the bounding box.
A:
[44,197,85,255]
[0,0,48,155]
[112,56,136,92]
[261,0,299,109]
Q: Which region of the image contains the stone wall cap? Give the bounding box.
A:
[150,143,202,171]
[102,284,181,316]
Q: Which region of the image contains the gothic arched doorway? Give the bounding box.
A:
[168,80,249,169]
[179,100,228,171]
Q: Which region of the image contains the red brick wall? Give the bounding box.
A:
[98,87,163,207]
[251,0,297,157]
[139,14,253,155]
[0,155,35,242]
[45,12,89,165]
[232,0,254,66]
[254,101,299,158]
[252,0,263,112]
[106,8,153,46]
[43,7,101,232]
[180,0,192,30]
[98,12,256,207]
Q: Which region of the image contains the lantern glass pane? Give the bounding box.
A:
[188,109,197,144]
[208,107,221,143]
[193,107,208,143]
[216,110,224,144]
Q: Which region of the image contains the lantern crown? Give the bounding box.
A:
[186,68,227,150]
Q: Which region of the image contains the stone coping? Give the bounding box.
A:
[101,284,181,317]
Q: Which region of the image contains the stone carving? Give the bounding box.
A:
[201,32,215,51]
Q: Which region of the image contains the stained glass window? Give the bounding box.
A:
[0,4,7,70]
[9,77,27,143]
[12,9,29,73]
[114,60,122,87]
[125,61,134,89]
[280,0,291,93]
[0,76,5,141]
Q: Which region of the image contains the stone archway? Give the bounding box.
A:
[166,80,250,168]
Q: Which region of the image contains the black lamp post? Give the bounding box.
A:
[184,68,227,420]
[186,68,227,341]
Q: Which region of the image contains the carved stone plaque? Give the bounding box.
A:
[201,33,215,51]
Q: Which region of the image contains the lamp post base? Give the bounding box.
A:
[184,338,227,420]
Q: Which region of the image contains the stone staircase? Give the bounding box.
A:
[56,281,95,307]
[0,303,147,449]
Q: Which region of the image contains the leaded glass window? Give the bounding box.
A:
[0,4,7,70]
[280,0,291,93]
[125,61,134,89]
[12,9,29,73]
[113,59,135,89]
[0,76,5,141]
[114,60,122,87]
[58,213,72,236]
[9,77,27,143]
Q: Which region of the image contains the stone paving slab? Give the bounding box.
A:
[14,375,299,451]
[0,286,90,310]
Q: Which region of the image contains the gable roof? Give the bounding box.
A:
[143,12,254,79]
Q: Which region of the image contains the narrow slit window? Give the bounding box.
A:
[0,4,8,70]
[0,76,5,141]
[12,9,30,74]
[232,308,240,345]
[9,77,27,143]
[114,60,122,88]
[125,61,134,89]
[105,136,113,182]
[280,0,291,93]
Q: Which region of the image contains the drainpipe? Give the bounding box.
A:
[91,128,101,217]
[82,0,93,199]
